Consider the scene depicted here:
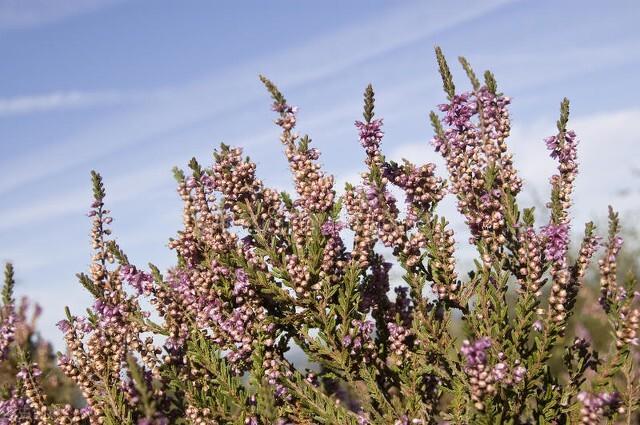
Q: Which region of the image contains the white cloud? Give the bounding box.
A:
[0,0,122,30]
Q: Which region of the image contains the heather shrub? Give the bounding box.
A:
[0,266,81,422]
[1,48,639,424]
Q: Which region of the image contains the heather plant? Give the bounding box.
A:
[0,265,81,423]
[1,48,639,424]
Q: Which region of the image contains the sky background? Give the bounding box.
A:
[1,0,639,349]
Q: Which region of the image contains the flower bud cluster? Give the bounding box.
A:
[187,171,241,258]
[16,364,50,423]
[432,88,521,255]
[274,102,335,214]
[365,184,405,251]
[342,320,376,365]
[51,404,91,424]
[515,227,544,294]
[541,223,570,266]
[273,103,297,131]
[202,269,271,373]
[360,257,392,314]
[355,119,384,167]
[616,306,639,348]
[477,89,521,196]
[425,219,459,301]
[384,160,445,216]
[88,198,114,284]
[121,265,154,296]
[461,338,526,411]
[185,405,217,425]
[56,322,99,413]
[599,234,623,311]
[344,185,377,268]
[286,254,316,299]
[577,391,623,424]
[542,221,600,327]
[0,304,16,360]
[351,116,447,269]
[319,220,347,285]
[0,394,30,423]
[461,338,495,410]
[541,223,573,323]
[545,129,578,223]
[54,183,170,420]
[263,346,293,402]
[168,178,201,267]
[212,145,282,232]
[387,322,411,366]
[286,144,335,214]
[572,229,600,284]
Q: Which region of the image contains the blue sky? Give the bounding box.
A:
[1,0,639,348]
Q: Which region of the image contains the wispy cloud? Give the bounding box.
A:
[0,90,144,116]
[3,56,637,235]
[0,0,122,30]
[0,0,515,196]
[0,72,435,234]
[0,160,175,232]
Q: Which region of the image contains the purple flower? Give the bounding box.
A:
[0,395,27,423]
[364,184,397,214]
[120,265,154,296]
[275,383,290,400]
[341,335,352,347]
[33,303,42,318]
[540,222,570,263]
[460,338,491,367]
[16,368,29,380]
[272,103,297,114]
[361,260,392,311]
[357,410,370,425]
[56,319,71,333]
[16,364,40,380]
[320,220,345,238]
[438,92,476,129]
[342,320,375,362]
[233,269,250,296]
[0,308,16,360]
[394,415,410,425]
[491,362,508,381]
[578,391,621,421]
[93,299,125,326]
[513,365,527,383]
[545,130,578,163]
[57,354,71,367]
[31,365,42,377]
[355,119,384,159]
